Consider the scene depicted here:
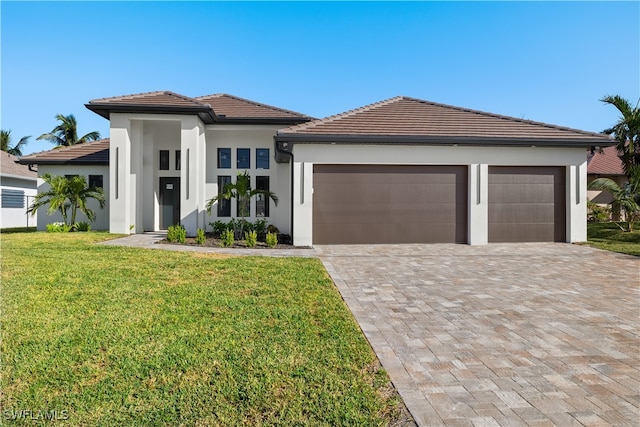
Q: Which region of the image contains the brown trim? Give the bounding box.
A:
[275,133,614,148]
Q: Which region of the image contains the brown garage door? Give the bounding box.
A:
[313,165,467,244]
[488,166,566,242]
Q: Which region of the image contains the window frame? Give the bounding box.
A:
[217,148,231,169]
[89,175,104,189]
[217,175,231,217]
[159,150,170,170]
[236,148,250,169]
[256,148,270,169]
[255,176,270,217]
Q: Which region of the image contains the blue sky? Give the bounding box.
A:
[2,1,639,155]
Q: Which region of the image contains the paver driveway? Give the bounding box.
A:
[316,243,639,427]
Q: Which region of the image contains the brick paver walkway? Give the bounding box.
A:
[316,244,639,427]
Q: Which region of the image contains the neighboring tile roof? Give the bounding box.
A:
[195,93,312,120]
[18,139,110,165]
[277,96,613,146]
[587,146,625,175]
[0,152,37,179]
[87,91,311,124]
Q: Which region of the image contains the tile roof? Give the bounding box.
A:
[587,146,625,175]
[277,96,613,146]
[89,91,208,108]
[87,91,311,123]
[18,139,110,165]
[195,93,312,119]
[1,152,37,179]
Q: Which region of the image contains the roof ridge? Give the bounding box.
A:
[90,91,208,107]
[400,96,609,139]
[195,93,312,118]
[280,96,403,133]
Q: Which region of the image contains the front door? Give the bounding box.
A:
[159,177,180,229]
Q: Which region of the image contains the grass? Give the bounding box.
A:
[586,222,640,256]
[0,232,405,426]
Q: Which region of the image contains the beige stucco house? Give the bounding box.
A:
[20,91,613,245]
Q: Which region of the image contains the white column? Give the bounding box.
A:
[109,115,131,234]
[130,120,144,233]
[567,163,587,242]
[292,161,313,247]
[179,117,204,236]
[468,163,488,245]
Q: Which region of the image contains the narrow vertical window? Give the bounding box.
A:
[186,149,190,200]
[159,150,170,170]
[217,148,231,168]
[237,148,250,169]
[217,176,231,217]
[175,150,181,170]
[256,148,270,169]
[256,176,270,217]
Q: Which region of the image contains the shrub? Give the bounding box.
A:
[220,229,235,247]
[265,232,278,248]
[210,220,232,237]
[587,201,611,223]
[46,222,71,233]
[266,224,279,235]
[167,225,186,243]
[245,230,258,248]
[195,228,206,245]
[73,222,92,232]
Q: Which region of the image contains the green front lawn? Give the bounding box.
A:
[0,233,405,425]
[586,222,640,256]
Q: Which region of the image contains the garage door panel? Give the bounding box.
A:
[488,167,565,243]
[313,165,467,244]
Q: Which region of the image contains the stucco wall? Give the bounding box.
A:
[35,165,110,231]
[1,175,37,228]
[204,125,291,235]
[291,143,588,246]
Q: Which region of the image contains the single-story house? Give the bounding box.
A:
[20,91,613,245]
[1,151,37,228]
[587,145,626,205]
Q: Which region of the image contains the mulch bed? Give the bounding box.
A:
[158,236,297,250]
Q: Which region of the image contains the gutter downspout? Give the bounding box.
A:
[274,139,294,245]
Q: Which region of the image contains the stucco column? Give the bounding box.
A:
[468,163,488,245]
[109,114,132,234]
[180,117,205,236]
[129,120,144,233]
[567,162,587,242]
[292,161,313,247]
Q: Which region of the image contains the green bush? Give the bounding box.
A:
[587,201,612,223]
[195,228,206,245]
[266,232,278,248]
[210,220,231,237]
[220,229,235,247]
[245,230,258,248]
[167,225,186,243]
[46,223,71,233]
[73,222,91,232]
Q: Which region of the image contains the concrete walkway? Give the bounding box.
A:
[98,232,317,257]
[101,234,639,426]
[316,243,639,427]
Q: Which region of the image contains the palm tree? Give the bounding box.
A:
[37,114,100,147]
[601,95,640,177]
[205,171,278,239]
[588,166,640,232]
[28,174,106,226]
[1,130,30,157]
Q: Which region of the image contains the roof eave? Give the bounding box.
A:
[212,116,313,125]
[18,159,109,166]
[86,103,217,123]
[274,133,615,148]
[0,172,37,181]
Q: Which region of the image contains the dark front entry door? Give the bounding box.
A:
[159,177,180,229]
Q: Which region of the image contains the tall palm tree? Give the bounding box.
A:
[28,174,106,226]
[601,95,640,177]
[36,114,100,147]
[0,130,30,157]
[205,171,278,238]
[588,165,640,232]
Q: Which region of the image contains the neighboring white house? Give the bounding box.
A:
[19,140,110,230]
[1,151,37,229]
[20,91,613,245]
